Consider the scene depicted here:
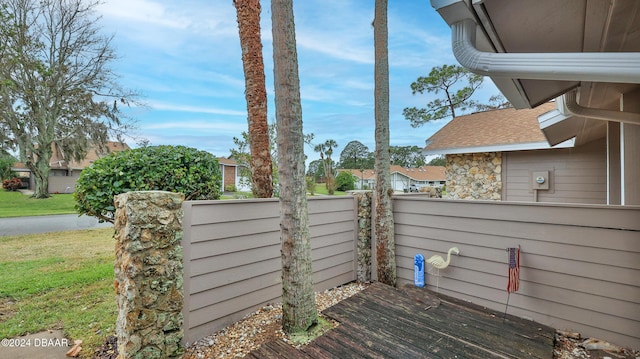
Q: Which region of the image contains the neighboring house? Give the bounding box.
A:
[338,165,446,192]
[12,141,130,193]
[423,102,609,204]
[217,157,251,192]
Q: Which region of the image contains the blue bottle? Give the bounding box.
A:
[414,254,425,287]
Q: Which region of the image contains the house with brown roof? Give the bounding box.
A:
[216,157,250,192]
[338,165,446,192]
[423,102,609,204]
[12,141,130,193]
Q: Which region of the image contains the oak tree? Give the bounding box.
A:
[0,0,138,198]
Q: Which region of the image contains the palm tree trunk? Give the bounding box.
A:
[234,0,273,198]
[271,0,318,334]
[373,0,396,287]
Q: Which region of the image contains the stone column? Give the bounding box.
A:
[114,191,185,359]
[352,191,372,283]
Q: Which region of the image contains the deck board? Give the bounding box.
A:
[249,282,555,358]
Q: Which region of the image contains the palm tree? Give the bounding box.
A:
[313,139,338,194]
[233,0,273,198]
[271,0,318,334]
[373,0,396,286]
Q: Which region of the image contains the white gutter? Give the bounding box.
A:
[423,138,576,156]
[562,90,640,125]
[451,19,640,84]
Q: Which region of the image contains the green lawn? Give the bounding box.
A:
[312,183,347,196]
[0,228,116,358]
[0,190,77,218]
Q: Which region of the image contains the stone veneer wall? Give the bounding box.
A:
[352,191,372,282]
[445,152,502,200]
[114,191,185,359]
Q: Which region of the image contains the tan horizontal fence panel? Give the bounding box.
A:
[393,197,640,350]
[182,196,358,344]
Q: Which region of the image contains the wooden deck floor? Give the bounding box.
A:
[247,282,555,358]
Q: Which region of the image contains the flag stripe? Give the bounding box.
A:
[507,247,520,293]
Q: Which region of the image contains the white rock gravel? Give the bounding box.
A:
[183,282,367,359]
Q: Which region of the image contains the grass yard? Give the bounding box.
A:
[0,227,116,358]
[0,190,77,218]
[312,183,347,196]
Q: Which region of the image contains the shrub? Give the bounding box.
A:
[306,176,315,195]
[335,171,356,191]
[75,145,222,223]
[2,177,22,191]
[224,184,237,192]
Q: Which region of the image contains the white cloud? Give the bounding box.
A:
[148,101,246,116]
[145,120,246,132]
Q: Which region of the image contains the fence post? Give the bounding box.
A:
[353,190,373,282]
[114,191,185,359]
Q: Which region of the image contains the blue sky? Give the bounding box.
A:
[95,0,499,161]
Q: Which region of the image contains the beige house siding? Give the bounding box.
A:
[48,172,81,193]
[445,152,502,200]
[503,138,607,204]
[181,196,357,344]
[393,196,640,349]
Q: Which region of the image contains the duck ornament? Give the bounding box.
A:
[426,246,460,292]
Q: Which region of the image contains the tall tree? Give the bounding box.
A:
[271,0,318,334]
[234,0,273,198]
[427,155,446,167]
[338,140,370,169]
[373,0,396,286]
[389,145,426,168]
[403,64,483,127]
[0,0,137,198]
[313,139,338,194]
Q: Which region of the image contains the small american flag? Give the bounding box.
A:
[507,247,520,293]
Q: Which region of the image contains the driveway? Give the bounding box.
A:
[0,214,112,236]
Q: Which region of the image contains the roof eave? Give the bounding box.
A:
[423,138,576,156]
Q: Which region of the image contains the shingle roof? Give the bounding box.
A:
[217,157,238,166]
[423,102,557,154]
[391,165,446,181]
[338,166,446,182]
[49,141,130,170]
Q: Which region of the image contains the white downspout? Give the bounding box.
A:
[451,19,640,84]
[562,90,640,125]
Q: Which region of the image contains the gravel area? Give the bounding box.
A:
[183,282,368,359]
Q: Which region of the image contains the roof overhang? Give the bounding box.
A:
[423,138,575,156]
[431,0,640,144]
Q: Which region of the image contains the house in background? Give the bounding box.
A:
[337,169,376,190]
[338,165,445,192]
[423,102,608,204]
[216,157,250,192]
[12,141,130,193]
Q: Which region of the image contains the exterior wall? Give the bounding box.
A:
[48,172,81,193]
[390,172,410,192]
[181,196,358,344]
[445,152,502,200]
[622,124,640,205]
[393,196,640,349]
[504,138,606,204]
[220,164,236,190]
